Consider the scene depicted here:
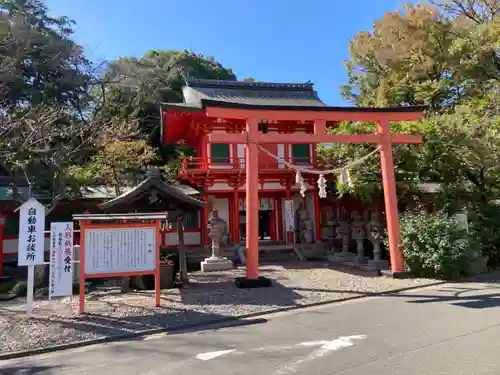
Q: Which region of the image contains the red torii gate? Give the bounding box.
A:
[208,105,424,287]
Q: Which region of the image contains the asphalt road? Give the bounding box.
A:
[2,280,500,375]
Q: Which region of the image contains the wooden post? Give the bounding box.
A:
[202,196,209,246]
[277,197,283,241]
[78,220,87,314]
[314,191,322,242]
[177,213,189,285]
[0,215,4,278]
[233,189,240,243]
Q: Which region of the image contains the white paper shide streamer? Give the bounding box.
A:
[317,174,327,198]
[256,145,380,199]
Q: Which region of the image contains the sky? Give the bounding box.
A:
[46,0,413,106]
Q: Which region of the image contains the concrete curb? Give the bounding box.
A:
[0,280,446,361]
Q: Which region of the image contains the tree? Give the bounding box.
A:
[94,50,237,183]
[0,0,104,209]
[0,0,95,110]
[341,3,499,110]
[323,1,500,204]
[69,119,158,195]
[431,0,500,24]
[99,50,236,137]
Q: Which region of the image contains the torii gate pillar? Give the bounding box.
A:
[377,120,404,272]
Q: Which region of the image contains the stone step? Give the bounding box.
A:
[237,246,301,265]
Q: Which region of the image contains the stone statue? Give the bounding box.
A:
[366,211,382,262]
[351,211,366,263]
[336,208,350,256]
[297,202,313,244]
[325,209,337,252]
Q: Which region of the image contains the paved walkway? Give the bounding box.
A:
[0,262,438,354]
[2,279,500,374]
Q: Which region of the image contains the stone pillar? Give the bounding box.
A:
[337,209,351,257]
[367,212,389,270]
[201,209,234,272]
[351,211,367,264]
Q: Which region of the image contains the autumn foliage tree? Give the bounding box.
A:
[322,0,500,202]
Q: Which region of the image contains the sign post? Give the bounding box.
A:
[17,198,46,317]
[49,222,74,300]
[72,213,166,314]
[284,200,295,235]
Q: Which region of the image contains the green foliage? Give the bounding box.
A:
[322,1,500,207]
[342,2,499,109]
[468,202,500,268]
[9,279,27,297]
[99,50,236,138]
[0,0,93,108]
[396,210,475,279]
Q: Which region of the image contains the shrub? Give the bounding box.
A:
[396,210,475,279]
[468,202,500,268]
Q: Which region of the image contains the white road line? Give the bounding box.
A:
[196,349,236,361]
[274,335,367,374]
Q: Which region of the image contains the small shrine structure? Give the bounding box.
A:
[98,167,205,283]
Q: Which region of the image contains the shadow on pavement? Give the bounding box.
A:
[0,364,62,375]
[24,308,269,347]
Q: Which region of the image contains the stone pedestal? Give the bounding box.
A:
[327,252,355,263]
[468,256,488,275]
[368,259,389,270]
[201,256,233,272]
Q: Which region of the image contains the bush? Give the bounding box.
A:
[396,210,475,279]
[468,202,500,268]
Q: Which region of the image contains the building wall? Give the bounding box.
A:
[208,191,320,243]
[207,129,314,170]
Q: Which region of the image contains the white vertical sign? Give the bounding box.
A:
[18,198,45,266]
[284,200,295,232]
[49,222,74,298]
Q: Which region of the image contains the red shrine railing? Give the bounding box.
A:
[180,156,317,174]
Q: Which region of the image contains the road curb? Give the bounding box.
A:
[0,280,446,361]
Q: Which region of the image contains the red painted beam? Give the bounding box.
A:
[209,132,422,145]
[205,107,424,122]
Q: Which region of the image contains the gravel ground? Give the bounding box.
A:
[0,262,441,355]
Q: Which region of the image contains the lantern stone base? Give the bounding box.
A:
[234,276,272,289]
[201,256,234,272]
[368,259,389,270]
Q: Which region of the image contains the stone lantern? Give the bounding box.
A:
[366,212,389,270]
[201,209,234,272]
[351,211,367,264]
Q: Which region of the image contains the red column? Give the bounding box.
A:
[270,199,276,241]
[202,195,209,246]
[277,197,283,241]
[201,135,208,169]
[233,189,240,243]
[228,196,234,243]
[377,119,404,273]
[246,118,260,280]
[0,215,4,278]
[313,191,322,242]
[285,187,294,244]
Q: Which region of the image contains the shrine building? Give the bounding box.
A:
[161,78,354,248]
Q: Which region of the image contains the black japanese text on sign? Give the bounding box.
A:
[25,207,37,262]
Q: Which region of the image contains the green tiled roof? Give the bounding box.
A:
[0,186,13,201]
